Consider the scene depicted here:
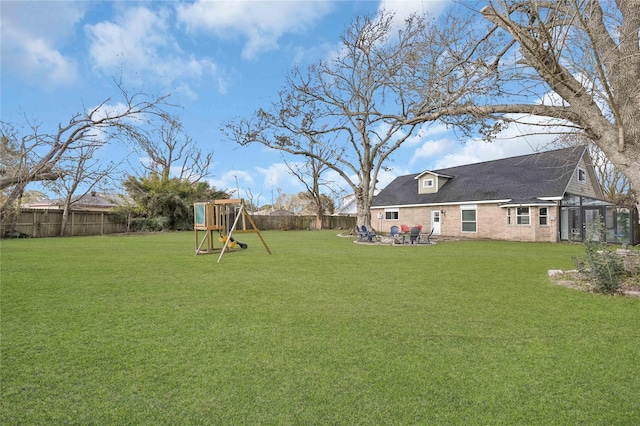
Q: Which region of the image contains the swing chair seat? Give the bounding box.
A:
[219,236,238,249]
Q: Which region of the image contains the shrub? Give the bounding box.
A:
[573,221,626,293]
[131,216,170,232]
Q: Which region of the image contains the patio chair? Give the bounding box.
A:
[399,224,411,243]
[361,225,379,242]
[409,227,421,244]
[420,227,434,244]
[355,225,370,242]
[389,225,400,237]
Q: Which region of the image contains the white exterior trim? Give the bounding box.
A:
[372,199,512,210]
[414,171,453,179]
[499,202,558,208]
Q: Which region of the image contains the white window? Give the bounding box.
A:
[461,206,477,232]
[539,207,548,226]
[423,178,434,188]
[385,209,399,220]
[577,168,587,183]
[516,207,530,225]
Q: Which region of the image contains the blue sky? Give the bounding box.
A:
[1,0,554,207]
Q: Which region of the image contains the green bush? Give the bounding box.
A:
[121,174,229,231]
[586,247,625,293]
[131,216,170,232]
[574,222,626,293]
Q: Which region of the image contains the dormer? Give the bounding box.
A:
[415,171,452,194]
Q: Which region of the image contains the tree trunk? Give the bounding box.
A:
[314,205,323,230]
[60,203,70,237]
[355,188,372,230]
[597,132,640,208]
[0,182,27,231]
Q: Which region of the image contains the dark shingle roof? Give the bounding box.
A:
[70,192,120,208]
[372,146,587,207]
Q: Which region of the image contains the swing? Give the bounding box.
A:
[193,199,270,262]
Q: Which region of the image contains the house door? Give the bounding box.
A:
[583,207,604,241]
[431,210,441,235]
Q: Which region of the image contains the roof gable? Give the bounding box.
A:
[415,171,452,195]
[415,170,453,179]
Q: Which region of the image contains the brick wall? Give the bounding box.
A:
[372,204,559,242]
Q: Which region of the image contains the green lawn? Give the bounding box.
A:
[2,231,639,424]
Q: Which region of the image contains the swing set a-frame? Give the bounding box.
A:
[194,199,271,263]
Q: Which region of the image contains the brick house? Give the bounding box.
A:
[371,146,638,244]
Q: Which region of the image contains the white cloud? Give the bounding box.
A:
[378,0,449,19]
[176,0,333,60]
[398,110,570,172]
[431,138,536,169]
[209,162,308,204]
[209,169,255,197]
[88,7,169,70]
[320,166,398,198]
[494,115,568,144]
[375,167,403,191]
[86,6,220,92]
[322,169,352,195]
[1,1,83,87]
[81,101,141,144]
[428,117,566,170]
[292,42,336,66]
[23,39,79,86]
[91,101,131,120]
[403,122,449,147]
[378,0,450,36]
[256,162,303,191]
[410,138,453,166]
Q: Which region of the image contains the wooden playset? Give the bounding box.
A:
[194,199,271,262]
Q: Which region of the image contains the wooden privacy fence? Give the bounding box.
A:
[249,215,356,231]
[1,209,128,238]
[2,209,356,238]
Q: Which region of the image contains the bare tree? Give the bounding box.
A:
[225,11,479,229]
[0,82,173,227]
[281,142,335,229]
[47,144,121,236]
[296,192,335,216]
[241,187,261,213]
[408,0,640,209]
[131,116,213,183]
[19,190,47,204]
[1,123,59,200]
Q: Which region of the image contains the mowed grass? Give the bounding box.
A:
[1,231,639,424]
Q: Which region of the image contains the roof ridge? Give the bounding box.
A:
[429,145,586,175]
